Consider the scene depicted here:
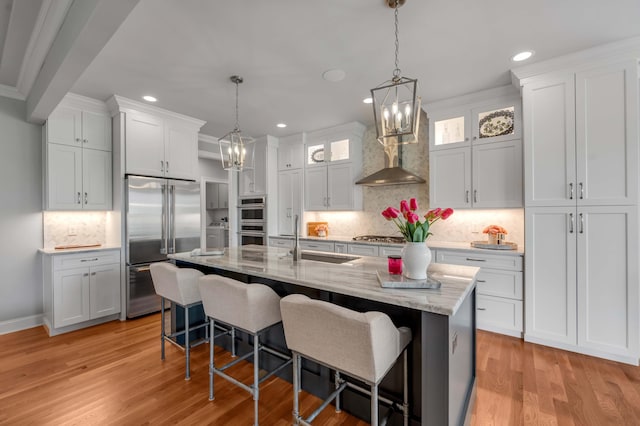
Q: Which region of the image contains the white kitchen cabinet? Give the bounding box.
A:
[299,240,335,252]
[278,133,304,171]
[334,243,347,253]
[269,237,294,249]
[278,169,303,235]
[47,104,111,152]
[525,206,639,362]
[304,122,365,211]
[379,245,403,257]
[240,135,278,197]
[427,90,523,209]
[435,248,524,337]
[523,60,638,207]
[347,243,378,257]
[108,95,205,181]
[43,249,121,335]
[206,183,229,209]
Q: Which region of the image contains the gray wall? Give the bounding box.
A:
[0,97,43,323]
[198,157,228,182]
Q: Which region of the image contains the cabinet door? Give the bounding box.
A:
[47,106,81,147]
[89,263,121,319]
[206,183,219,209]
[83,149,112,210]
[348,244,379,257]
[53,267,90,327]
[428,109,470,151]
[525,207,577,345]
[218,183,229,208]
[523,74,576,207]
[278,171,294,234]
[125,112,164,177]
[47,144,83,210]
[429,147,470,208]
[82,111,111,151]
[575,60,638,206]
[327,163,353,210]
[472,140,522,208]
[305,167,328,210]
[577,206,638,358]
[165,124,197,180]
[472,101,521,145]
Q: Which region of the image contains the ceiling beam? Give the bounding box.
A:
[26,0,140,124]
[0,0,43,87]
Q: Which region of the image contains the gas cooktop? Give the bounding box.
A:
[352,235,405,244]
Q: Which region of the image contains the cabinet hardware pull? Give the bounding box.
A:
[160,160,164,172]
[465,137,469,141]
[84,192,88,204]
[81,258,99,262]
[75,138,81,142]
[477,308,486,311]
[569,213,574,233]
[579,182,584,199]
[465,190,469,203]
[466,257,486,262]
[83,139,88,143]
[473,136,477,140]
[473,190,478,203]
[77,192,81,204]
[166,161,169,172]
[569,183,574,200]
[83,273,89,277]
[476,279,486,283]
[91,272,96,276]
[579,213,584,234]
[327,197,330,207]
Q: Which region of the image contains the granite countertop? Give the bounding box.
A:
[270,235,524,255]
[39,244,122,255]
[169,245,478,316]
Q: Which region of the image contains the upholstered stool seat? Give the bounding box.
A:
[149,262,209,380]
[199,275,292,426]
[280,294,412,426]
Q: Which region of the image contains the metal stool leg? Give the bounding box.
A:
[335,371,342,413]
[209,318,215,400]
[253,333,260,426]
[160,297,165,360]
[371,384,379,426]
[403,349,409,426]
[292,353,300,425]
[231,327,237,357]
[185,304,190,380]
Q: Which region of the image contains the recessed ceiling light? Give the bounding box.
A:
[322,69,346,82]
[512,51,534,62]
[277,123,287,128]
[363,97,373,104]
[143,95,157,102]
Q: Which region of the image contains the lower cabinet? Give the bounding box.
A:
[43,249,121,335]
[299,240,335,252]
[435,248,524,337]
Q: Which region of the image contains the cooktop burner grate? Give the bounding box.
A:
[352,235,405,244]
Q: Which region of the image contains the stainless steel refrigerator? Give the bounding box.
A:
[125,175,201,318]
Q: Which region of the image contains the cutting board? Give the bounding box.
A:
[307,222,328,237]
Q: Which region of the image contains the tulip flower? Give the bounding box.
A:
[400,200,410,214]
[409,198,418,211]
[407,212,420,224]
[440,208,454,220]
[381,202,454,242]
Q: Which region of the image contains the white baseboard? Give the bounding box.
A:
[0,314,44,335]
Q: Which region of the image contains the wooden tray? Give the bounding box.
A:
[470,241,517,250]
[307,221,328,237]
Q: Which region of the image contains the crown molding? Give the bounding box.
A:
[423,84,520,114]
[0,84,26,100]
[107,94,206,129]
[59,92,109,113]
[511,36,640,86]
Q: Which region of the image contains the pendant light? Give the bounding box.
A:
[219,75,255,171]
[371,0,421,145]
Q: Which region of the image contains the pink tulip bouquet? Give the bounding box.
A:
[381,198,453,242]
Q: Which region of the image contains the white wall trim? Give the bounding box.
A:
[423,84,520,114]
[106,95,206,129]
[0,314,44,335]
[0,83,26,100]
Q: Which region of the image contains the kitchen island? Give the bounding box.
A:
[170,245,478,426]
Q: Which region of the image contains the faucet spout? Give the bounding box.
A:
[292,214,301,262]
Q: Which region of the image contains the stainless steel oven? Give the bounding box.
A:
[238,196,267,245]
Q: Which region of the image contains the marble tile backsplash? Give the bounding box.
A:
[43,211,107,248]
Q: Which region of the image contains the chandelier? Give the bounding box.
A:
[371,0,421,145]
[219,75,255,171]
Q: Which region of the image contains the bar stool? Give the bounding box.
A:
[280,294,412,426]
[149,262,209,380]
[198,275,292,426]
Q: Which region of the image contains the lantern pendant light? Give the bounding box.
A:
[371,0,421,145]
[219,75,255,171]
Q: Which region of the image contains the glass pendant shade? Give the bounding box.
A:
[219,130,255,171]
[371,76,421,145]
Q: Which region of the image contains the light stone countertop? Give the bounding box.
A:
[39,244,122,255]
[170,245,479,316]
[270,235,524,255]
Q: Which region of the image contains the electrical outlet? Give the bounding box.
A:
[68,225,78,236]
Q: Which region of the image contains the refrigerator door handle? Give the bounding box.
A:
[170,184,176,254]
[160,183,168,254]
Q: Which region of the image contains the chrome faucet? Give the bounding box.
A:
[292,214,301,262]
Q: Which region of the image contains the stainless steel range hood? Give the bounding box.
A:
[356,141,425,186]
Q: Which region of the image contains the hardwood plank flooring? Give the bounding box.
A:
[1,316,639,425]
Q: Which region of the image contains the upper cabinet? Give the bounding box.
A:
[304,122,365,211]
[44,94,112,211]
[425,87,523,209]
[278,133,305,171]
[239,135,278,197]
[108,95,205,181]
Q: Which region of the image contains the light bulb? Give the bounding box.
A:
[405,104,411,117]
[383,108,389,119]
[392,102,398,114]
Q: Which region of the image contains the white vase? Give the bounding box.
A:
[401,242,431,280]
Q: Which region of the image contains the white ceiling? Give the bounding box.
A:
[3,0,640,138]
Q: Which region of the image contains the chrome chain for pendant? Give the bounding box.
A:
[393,0,401,80]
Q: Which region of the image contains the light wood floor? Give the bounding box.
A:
[1,315,639,425]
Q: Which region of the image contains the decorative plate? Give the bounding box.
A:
[478,109,514,138]
[311,148,324,163]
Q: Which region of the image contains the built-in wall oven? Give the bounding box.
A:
[238,196,266,245]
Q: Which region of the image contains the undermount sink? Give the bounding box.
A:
[301,251,360,264]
